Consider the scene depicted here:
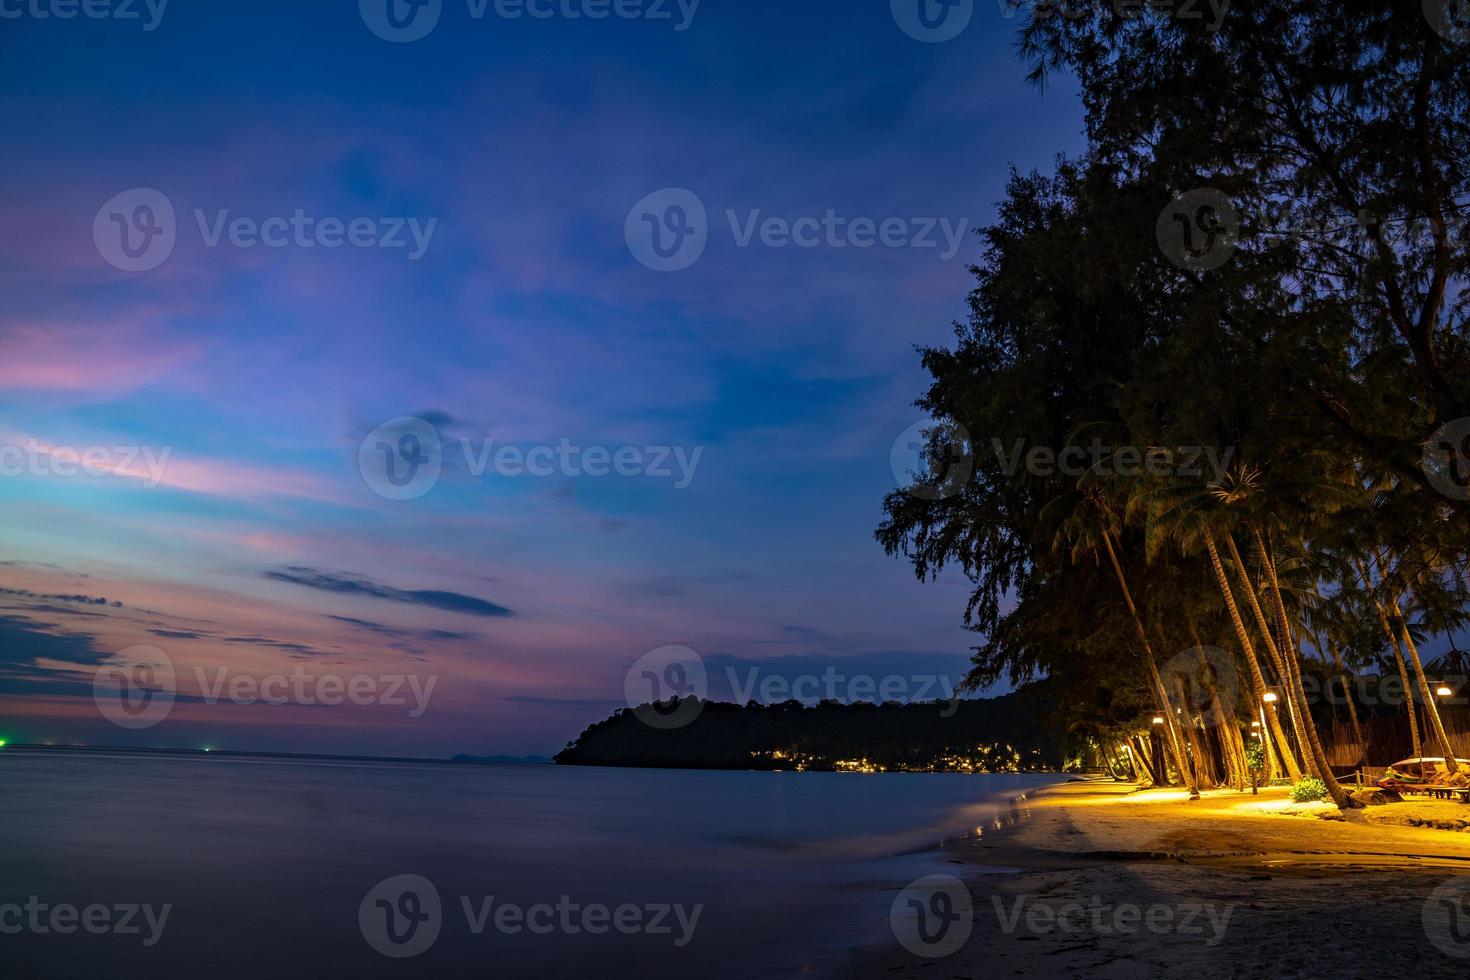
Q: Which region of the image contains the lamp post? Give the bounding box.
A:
[1150,716,1166,786]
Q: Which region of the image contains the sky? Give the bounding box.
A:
[0,0,1087,757]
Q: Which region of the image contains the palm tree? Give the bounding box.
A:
[1048,487,1199,798]
[1144,472,1305,783]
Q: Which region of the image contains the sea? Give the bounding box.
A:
[0,748,1056,978]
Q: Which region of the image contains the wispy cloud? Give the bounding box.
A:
[266,566,514,618]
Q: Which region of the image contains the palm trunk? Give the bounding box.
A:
[1251,531,1355,808]
[1189,630,1246,790]
[1132,735,1161,786]
[1225,533,1310,765]
[1173,674,1216,789]
[1322,635,1366,754]
[1204,530,1303,781]
[1395,608,1460,772]
[1358,558,1422,758]
[1100,530,1198,798]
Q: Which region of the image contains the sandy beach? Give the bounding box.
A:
[861,779,1470,978]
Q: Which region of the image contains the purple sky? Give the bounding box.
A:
[0,1,1086,756]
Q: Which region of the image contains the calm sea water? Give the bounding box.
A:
[0,749,1055,978]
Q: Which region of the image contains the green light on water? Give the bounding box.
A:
[0,739,8,748]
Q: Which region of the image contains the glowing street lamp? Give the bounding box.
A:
[1436,682,1453,699]
[1151,716,1164,725]
[1262,691,1279,704]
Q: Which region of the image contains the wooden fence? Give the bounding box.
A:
[1319,702,1470,767]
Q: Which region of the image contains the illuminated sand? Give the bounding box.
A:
[860,780,1470,978]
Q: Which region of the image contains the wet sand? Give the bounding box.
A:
[857,779,1470,978]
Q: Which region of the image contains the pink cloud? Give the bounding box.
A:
[0,321,201,394]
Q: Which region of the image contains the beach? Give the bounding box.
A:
[861,779,1470,978]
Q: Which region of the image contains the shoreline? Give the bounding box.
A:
[856,779,1470,977]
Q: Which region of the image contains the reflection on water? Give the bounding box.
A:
[0,749,1055,979]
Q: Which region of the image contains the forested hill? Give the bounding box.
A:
[554,682,1068,772]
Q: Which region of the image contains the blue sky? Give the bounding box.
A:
[0,0,1086,755]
